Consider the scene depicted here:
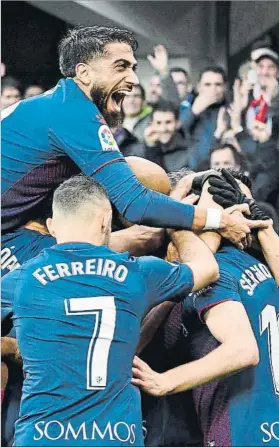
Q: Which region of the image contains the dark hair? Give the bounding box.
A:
[199,66,227,83]
[59,25,138,78]
[170,67,189,78]
[24,82,45,93]
[53,174,109,214]
[168,168,195,188]
[210,143,246,169]
[133,83,146,101]
[152,100,180,121]
[1,76,22,94]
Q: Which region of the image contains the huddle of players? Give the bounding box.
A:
[1,24,278,447]
[2,164,279,447]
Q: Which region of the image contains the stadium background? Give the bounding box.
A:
[2,1,279,87]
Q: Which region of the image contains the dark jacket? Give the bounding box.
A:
[144,132,189,173]
[181,102,227,171]
[237,130,279,202]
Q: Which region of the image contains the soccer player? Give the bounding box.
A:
[1,26,268,247]
[0,157,167,447]
[132,171,279,447]
[1,175,219,447]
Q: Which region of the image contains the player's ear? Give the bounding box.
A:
[46,218,56,238]
[75,63,92,86]
[102,208,112,235]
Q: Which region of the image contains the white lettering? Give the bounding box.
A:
[65,422,88,440]
[44,420,65,440]
[240,279,253,296]
[33,268,48,285]
[33,421,45,441]
[71,262,85,275]
[240,263,273,296]
[96,258,103,275]
[114,265,128,282]
[102,260,116,278]
[259,264,272,278]
[130,424,136,444]
[261,422,279,443]
[142,420,147,439]
[56,263,71,277]
[32,420,138,442]
[91,421,114,441]
[1,247,20,272]
[114,422,131,443]
[86,259,96,275]
[251,265,266,282]
[43,265,60,281]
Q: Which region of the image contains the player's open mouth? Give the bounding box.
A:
[111,90,130,111]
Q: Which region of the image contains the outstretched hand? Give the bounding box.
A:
[132,356,169,396]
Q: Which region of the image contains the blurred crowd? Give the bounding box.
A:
[2,36,279,220]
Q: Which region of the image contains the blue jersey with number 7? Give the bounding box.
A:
[1,242,194,447]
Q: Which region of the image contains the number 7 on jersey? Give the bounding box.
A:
[65,296,116,390]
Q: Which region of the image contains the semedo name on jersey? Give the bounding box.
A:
[33,258,128,285]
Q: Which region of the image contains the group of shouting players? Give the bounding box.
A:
[1,25,279,447]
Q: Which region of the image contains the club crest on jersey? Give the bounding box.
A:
[98,125,119,152]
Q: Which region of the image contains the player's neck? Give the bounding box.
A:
[73,78,92,101]
[55,230,104,247]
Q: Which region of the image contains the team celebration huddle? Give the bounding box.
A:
[1,24,279,447]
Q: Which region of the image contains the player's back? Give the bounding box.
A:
[1,228,55,276]
[1,79,91,233]
[10,242,151,446]
[188,244,279,446]
[218,245,279,446]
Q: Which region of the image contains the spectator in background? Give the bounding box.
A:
[1,76,22,109]
[210,143,246,171]
[24,83,45,98]
[143,100,188,172]
[146,45,180,107]
[122,84,152,141]
[244,41,279,137]
[227,47,279,206]
[181,66,228,170]
[170,67,195,119]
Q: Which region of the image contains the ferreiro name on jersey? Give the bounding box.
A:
[239,262,272,296]
[33,258,128,285]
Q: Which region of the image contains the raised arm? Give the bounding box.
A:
[257,224,279,286]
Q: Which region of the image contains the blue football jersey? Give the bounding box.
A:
[1,242,194,446]
[1,228,55,276]
[188,245,279,447]
[1,78,194,234]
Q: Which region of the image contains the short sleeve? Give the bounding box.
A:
[137,256,194,310]
[50,99,125,176]
[192,266,241,322]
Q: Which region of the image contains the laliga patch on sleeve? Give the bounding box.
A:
[98,125,119,152]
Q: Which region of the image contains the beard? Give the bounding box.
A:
[90,85,124,128]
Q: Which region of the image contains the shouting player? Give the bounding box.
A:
[1,25,268,246]
[132,170,279,447]
[1,174,219,447]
